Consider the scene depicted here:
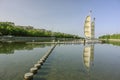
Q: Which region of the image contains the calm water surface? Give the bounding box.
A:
[0,43,120,80]
[34,44,120,80]
[0,43,52,80]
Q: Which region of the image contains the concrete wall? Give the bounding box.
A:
[0,36,74,42]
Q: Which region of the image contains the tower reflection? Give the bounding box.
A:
[83,44,94,71]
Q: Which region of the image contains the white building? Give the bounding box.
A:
[84,12,95,39]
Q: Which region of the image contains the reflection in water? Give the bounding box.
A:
[0,43,51,80]
[0,43,52,54]
[83,44,94,71]
[83,44,94,80]
[106,41,120,46]
[33,44,120,80]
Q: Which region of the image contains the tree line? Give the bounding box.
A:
[0,22,81,38]
[99,34,120,39]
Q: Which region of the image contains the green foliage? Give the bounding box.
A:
[0,22,82,38]
[102,40,120,46]
[0,43,52,54]
[99,34,120,39]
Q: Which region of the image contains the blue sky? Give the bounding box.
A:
[0,0,120,37]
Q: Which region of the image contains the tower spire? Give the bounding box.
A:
[93,17,95,21]
[89,10,92,15]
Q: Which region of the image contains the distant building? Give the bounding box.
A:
[84,11,95,39]
[91,18,95,39]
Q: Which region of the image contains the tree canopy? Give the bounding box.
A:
[0,22,82,39]
[99,34,120,39]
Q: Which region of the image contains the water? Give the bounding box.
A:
[0,43,120,80]
[0,43,52,80]
[34,44,120,80]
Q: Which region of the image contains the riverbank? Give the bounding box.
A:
[26,39,102,44]
[0,36,102,44]
[0,36,79,43]
[26,40,83,44]
[100,39,120,42]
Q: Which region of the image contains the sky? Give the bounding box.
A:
[0,0,120,37]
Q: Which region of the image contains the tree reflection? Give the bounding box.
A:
[106,41,120,46]
[0,43,52,54]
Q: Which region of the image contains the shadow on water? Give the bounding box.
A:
[33,60,52,80]
[33,68,48,80]
[34,77,47,80]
